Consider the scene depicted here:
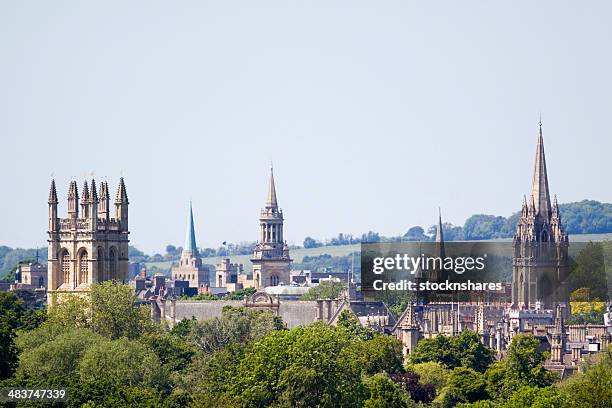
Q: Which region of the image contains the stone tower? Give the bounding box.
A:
[47,178,130,305]
[171,202,209,288]
[512,123,569,310]
[251,166,291,289]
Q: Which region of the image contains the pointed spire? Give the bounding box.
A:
[436,207,444,243]
[48,179,58,204]
[82,180,90,202]
[266,165,278,209]
[90,179,98,203]
[531,121,552,219]
[435,208,445,261]
[184,201,198,255]
[115,177,129,203]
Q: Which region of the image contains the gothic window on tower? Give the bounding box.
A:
[61,250,70,285]
[109,248,117,280]
[78,249,88,285]
[271,275,279,286]
[97,248,104,281]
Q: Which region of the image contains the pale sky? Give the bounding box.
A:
[1,1,610,254]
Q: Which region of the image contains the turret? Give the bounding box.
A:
[81,180,90,218]
[115,177,129,230]
[89,179,98,228]
[99,181,110,221]
[48,179,58,232]
[67,181,79,218]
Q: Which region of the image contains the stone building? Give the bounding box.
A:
[252,167,292,290]
[18,255,47,289]
[47,178,129,305]
[512,122,569,310]
[215,258,246,292]
[171,202,209,289]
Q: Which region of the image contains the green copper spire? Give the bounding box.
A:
[184,201,198,254]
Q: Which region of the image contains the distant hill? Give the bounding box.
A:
[456,200,612,240]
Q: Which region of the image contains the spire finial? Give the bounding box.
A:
[266,165,278,208]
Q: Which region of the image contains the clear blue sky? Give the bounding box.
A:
[1,1,610,254]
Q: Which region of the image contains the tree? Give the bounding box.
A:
[301,281,346,300]
[234,323,372,407]
[303,236,322,248]
[389,372,435,404]
[77,337,168,394]
[0,321,18,380]
[438,367,488,407]
[403,226,429,241]
[189,307,282,353]
[337,309,376,340]
[224,287,256,300]
[485,334,557,400]
[569,242,608,300]
[502,386,567,408]
[139,332,197,373]
[409,330,494,373]
[410,361,451,392]
[363,373,413,408]
[90,281,157,340]
[558,345,612,408]
[16,328,104,387]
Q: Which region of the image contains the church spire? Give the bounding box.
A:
[531,121,552,219]
[266,165,278,209]
[436,207,444,243]
[184,201,198,255]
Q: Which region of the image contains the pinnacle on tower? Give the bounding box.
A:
[48,179,58,204]
[67,180,79,217]
[90,179,98,203]
[184,201,198,255]
[531,122,552,219]
[115,177,129,204]
[266,165,278,209]
[82,180,90,202]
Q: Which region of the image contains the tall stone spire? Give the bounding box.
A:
[531,122,552,219]
[266,165,278,209]
[184,201,198,255]
[436,208,444,243]
[435,208,445,258]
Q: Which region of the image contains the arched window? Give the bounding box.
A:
[219,275,223,287]
[97,248,105,282]
[38,276,44,288]
[78,249,89,285]
[270,275,279,286]
[61,250,70,285]
[108,248,117,281]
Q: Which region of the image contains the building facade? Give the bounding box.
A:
[171,202,209,289]
[47,178,130,305]
[252,167,292,289]
[512,123,569,310]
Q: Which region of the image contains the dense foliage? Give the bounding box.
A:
[1,282,611,407]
